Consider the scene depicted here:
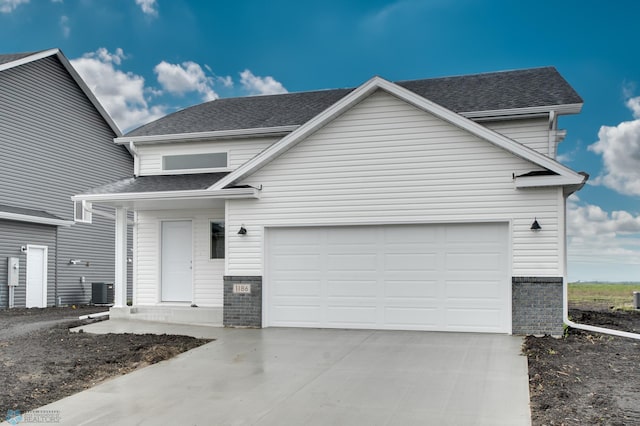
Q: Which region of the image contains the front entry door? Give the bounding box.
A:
[161,221,192,302]
[26,245,48,308]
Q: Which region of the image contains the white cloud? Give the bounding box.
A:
[239,69,287,96]
[567,196,640,275]
[0,0,29,13]
[59,15,70,38]
[588,94,640,196]
[135,0,157,16]
[71,48,165,132]
[154,61,218,101]
[217,75,233,88]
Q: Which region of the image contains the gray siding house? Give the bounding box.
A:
[0,49,132,308]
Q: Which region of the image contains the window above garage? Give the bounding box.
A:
[163,152,228,173]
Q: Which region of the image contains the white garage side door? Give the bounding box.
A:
[266,223,510,333]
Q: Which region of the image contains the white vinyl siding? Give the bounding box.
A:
[137,138,278,175]
[484,118,551,157]
[227,90,561,277]
[134,208,224,306]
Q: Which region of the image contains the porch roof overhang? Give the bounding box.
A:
[72,187,260,210]
[72,173,260,210]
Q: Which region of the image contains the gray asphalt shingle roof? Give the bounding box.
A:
[0,51,41,67]
[80,172,230,195]
[126,67,583,138]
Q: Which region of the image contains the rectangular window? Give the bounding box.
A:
[73,200,92,224]
[210,221,225,259]
[163,152,227,171]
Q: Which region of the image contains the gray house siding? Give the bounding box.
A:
[0,54,133,307]
[0,220,57,307]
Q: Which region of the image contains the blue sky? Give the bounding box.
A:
[1,0,639,282]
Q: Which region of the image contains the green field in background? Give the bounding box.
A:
[569,282,640,310]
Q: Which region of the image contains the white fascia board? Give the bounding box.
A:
[114,125,299,145]
[515,174,585,188]
[71,187,259,203]
[461,103,583,120]
[54,50,123,137]
[0,49,59,72]
[211,75,585,190]
[0,211,73,227]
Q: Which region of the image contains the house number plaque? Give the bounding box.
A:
[233,283,251,294]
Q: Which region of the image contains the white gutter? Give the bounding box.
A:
[461,103,583,120]
[0,211,74,227]
[563,278,640,340]
[72,187,260,203]
[115,125,299,145]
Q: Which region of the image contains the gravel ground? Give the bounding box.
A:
[525,308,640,425]
[0,307,210,414]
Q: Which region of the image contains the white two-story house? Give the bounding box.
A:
[73,67,587,335]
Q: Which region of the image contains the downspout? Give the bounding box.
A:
[562,173,640,340]
[129,141,140,177]
[563,279,640,340]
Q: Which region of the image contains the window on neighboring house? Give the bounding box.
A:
[74,200,92,224]
[210,221,225,259]
[163,152,228,171]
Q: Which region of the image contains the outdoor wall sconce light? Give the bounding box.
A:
[238,226,247,235]
[530,218,542,232]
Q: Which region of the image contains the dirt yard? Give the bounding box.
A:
[525,308,640,425]
[0,307,209,413]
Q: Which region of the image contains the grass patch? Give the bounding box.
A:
[569,282,640,310]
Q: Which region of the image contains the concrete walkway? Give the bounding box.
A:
[16,320,531,425]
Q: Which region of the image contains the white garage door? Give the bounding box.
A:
[266,223,510,333]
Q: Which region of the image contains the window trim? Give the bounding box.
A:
[74,200,92,224]
[210,220,225,260]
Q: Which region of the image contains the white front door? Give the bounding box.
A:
[161,220,193,302]
[26,245,48,308]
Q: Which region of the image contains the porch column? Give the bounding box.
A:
[114,207,128,307]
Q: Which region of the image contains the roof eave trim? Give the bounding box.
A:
[461,103,583,120]
[514,174,586,188]
[115,125,299,144]
[210,76,585,190]
[71,187,259,203]
[0,48,59,72]
[0,211,73,227]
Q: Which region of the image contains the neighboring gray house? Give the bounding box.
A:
[75,67,587,336]
[0,49,132,308]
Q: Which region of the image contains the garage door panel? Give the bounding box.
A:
[446,280,502,299]
[267,223,509,333]
[384,253,439,270]
[327,253,378,271]
[328,280,378,297]
[445,253,505,272]
[445,308,503,331]
[327,306,377,325]
[384,280,440,298]
[384,307,441,327]
[273,280,321,297]
[271,305,322,324]
[272,254,321,271]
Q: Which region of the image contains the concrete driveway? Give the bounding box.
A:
[26,323,531,425]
